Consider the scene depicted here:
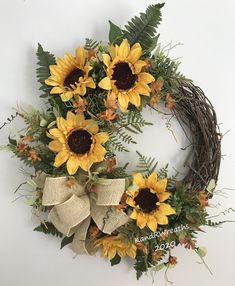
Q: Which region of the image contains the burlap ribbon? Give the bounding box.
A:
[41,176,130,255]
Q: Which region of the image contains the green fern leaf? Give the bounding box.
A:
[117,111,153,134]
[36,43,56,98]
[136,151,158,176]
[107,133,129,152]
[34,222,63,237]
[84,38,100,50]
[150,47,190,93]
[158,164,169,179]
[122,4,164,52]
[118,130,137,144]
[107,163,129,179]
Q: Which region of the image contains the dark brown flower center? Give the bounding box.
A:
[64,68,84,87]
[112,62,136,90]
[134,188,158,213]
[67,129,92,155]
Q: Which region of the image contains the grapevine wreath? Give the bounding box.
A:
[2,3,225,281]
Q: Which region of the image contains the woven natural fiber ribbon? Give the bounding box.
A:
[41,176,130,255]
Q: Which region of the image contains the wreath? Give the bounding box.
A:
[2,3,226,281]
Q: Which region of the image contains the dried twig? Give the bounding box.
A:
[173,82,221,191]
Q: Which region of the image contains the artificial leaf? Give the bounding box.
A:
[197,246,207,258]
[34,222,63,237]
[109,21,123,44]
[122,4,164,52]
[206,179,216,193]
[61,235,74,249]
[110,254,121,266]
[36,43,56,98]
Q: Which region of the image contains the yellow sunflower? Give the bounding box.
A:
[48,111,108,175]
[96,235,137,260]
[126,172,175,232]
[45,48,96,102]
[98,39,155,112]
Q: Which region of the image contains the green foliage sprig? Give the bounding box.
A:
[108,4,164,54]
[136,151,158,176]
[34,222,63,237]
[36,44,56,98]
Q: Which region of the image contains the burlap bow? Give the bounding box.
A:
[41,176,130,254]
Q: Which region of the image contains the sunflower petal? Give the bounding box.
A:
[99,77,112,90]
[56,117,70,133]
[138,72,155,84]
[49,65,61,77]
[75,114,85,125]
[133,60,147,74]
[146,172,157,189]
[127,43,142,64]
[154,211,168,225]
[54,150,70,168]
[66,156,80,175]
[76,83,86,96]
[50,86,63,94]
[157,192,171,202]
[108,248,117,260]
[85,119,99,134]
[94,132,109,144]
[130,208,138,219]
[154,178,167,193]
[79,158,90,171]
[117,249,126,257]
[64,53,75,65]
[49,128,64,139]
[91,144,106,159]
[147,216,158,232]
[126,197,136,208]
[102,53,111,67]
[127,246,137,258]
[135,83,151,96]
[56,57,69,69]
[128,91,141,107]
[48,140,63,153]
[118,93,129,112]
[66,111,76,124]
[136,212,147,229]
[85,77,96,88]
[133,173,145,188]
[117,39,130,60]
[109,45,118,60]
[158,203,176,215]
[126,186,138,198]
[60,91,74,101]
[76,47,85,67]
[45,78,58,87]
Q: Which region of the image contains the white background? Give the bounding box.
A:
[0,0,235,285]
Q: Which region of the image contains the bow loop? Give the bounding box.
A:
[95,178,126,206]
[49,195,90,236]
[42,177,86,206]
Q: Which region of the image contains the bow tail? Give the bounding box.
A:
[71,217,100,255]
[48,195,90,236]
[90,199,130,234]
